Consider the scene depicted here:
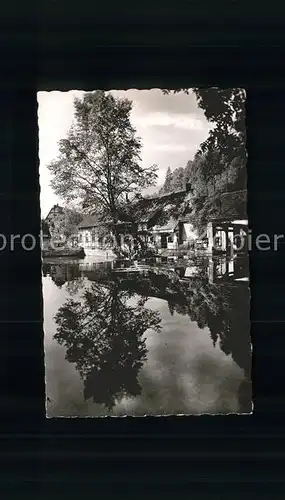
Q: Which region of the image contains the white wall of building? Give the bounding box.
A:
[78,228,101,248]
[167,233,178,250]
[78,227,127,250]
[181,222,198,242]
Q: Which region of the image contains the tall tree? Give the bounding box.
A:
[184,160,193,183]
[48,91,158,228]
[160,165,187,195]
[62,207,84,238]
[162,166,173,194]
[171,166,185,191]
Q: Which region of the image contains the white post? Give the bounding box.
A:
[207,222,214,252]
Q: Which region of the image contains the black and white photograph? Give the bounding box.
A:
[38,88,251,417]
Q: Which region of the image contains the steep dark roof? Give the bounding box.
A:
[131,190,189,224]
[78,214,107,228]
[45,204,64,221]
[152,217,178,233]
[78,188,192,230]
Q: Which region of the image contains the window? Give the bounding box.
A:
[79,234,82,243]
[168,235,174,243]
[85,234,89,244]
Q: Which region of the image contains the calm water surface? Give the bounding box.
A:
[43,256,251,417]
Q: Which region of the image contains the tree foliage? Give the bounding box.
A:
[162,166,172,194]
[159,162,193,196]
[192,88,246,160]
[186,151,247,233]
[45,206,84,241]
[48,91,158,225]
[162,88,247,231]
[163,87,246,159]
[62,207,84,238]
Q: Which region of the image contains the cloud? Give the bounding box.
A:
[111,89,204,117]
[153,144,195,153]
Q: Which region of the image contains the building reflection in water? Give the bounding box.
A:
[207,255,249,285]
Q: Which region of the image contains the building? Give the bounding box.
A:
[78,215,106,247]
[78,215,119,258]
[150,217,197,251]
[133,183,197,252]
[208,255,249,284]
[45,204,66,244]
[206,219,248,255]
[200,189,248,255]
[77,183,198,255]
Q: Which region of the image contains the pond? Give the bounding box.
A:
[42,255,252,417]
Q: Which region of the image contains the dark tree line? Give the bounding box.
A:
[161,88,247,232]
[159,161,193,195]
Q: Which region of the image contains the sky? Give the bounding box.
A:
[37,89,212,218]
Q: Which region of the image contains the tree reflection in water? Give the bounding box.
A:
[169,267,251,381]
[53,277,161,410]
[45,258,251,412]
[42,262,82,289]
